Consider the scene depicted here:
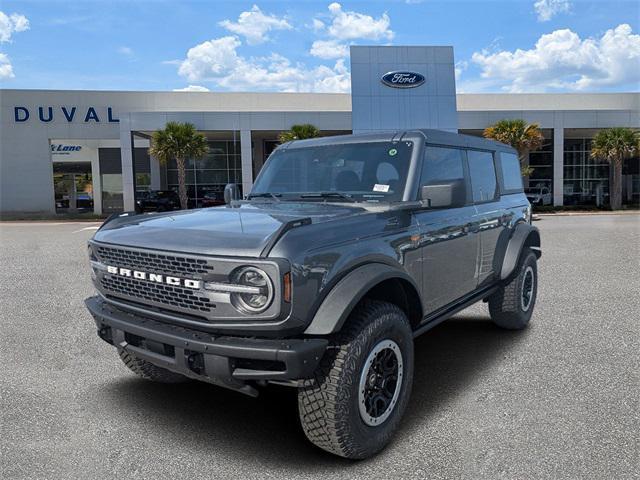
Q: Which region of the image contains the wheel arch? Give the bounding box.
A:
[499,223,541,281]
[304,263,423,336]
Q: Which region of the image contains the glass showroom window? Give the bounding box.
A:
[563,138,609,206]
[528,134,553,191]
[166,139,242,207]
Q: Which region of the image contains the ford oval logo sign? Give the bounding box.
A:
[381,71,425,89]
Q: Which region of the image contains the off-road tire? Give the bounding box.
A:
[297,300,414,459]
[489,249,538,330]
[118,349,190,383]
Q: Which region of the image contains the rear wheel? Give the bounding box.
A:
[489,249,538,330]
[118,350,190,383]
[297,300,414,459]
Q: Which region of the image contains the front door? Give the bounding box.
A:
[415,146,479,314]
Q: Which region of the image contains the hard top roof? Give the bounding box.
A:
[280,129,516,153]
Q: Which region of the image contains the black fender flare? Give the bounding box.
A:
[304,263,420,336]
[499,223,541,281]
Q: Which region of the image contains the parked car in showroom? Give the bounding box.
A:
[86,129,540,459]
[200,190,225,208]
[525,186,552,206]
[135,190,180,213]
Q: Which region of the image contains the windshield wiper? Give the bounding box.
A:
[247,192,282,201]
[299,192,356,203]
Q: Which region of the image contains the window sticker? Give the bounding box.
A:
[373,184,390,192]
[388,148,398,156]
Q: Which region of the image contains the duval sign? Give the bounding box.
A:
[13,106,119,123]
[381,71,426,89]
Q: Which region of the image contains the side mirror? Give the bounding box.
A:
[224,183,241,204]
[420,180,466,208]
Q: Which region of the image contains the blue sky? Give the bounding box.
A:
[0,0,638,93]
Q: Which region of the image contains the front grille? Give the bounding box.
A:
[96,245,214,277]
[95,244,216,317]
[101,275,213,313]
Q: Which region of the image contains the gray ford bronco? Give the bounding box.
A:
[86,129,541,459]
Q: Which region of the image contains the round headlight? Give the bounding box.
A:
[231,267,274,314]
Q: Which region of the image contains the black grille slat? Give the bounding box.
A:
[101,275,213,313]
[96,246,214,276]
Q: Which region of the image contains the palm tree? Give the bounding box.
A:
[278,124,320,143]
[483,119,545,177]
[148,122,208,210]
[590,127,640,210]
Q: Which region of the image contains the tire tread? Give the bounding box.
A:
[489,249,537,329]
[298,300,412,459]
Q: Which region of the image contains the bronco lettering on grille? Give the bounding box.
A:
[106,265,201,289]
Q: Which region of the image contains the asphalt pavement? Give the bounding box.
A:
[1,215,638,479]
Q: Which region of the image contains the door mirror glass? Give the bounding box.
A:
[224,183,241,204]
[420,180,466,208]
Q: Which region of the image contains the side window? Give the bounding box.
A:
[467,150,498,202]
[499,152,523,192]
[421,146,465,185]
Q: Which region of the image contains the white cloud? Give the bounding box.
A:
[118,46,134,56]
[325,3,393,41]
[0,52,14,79]
[471,24,640,92]
[177,3,396,92]
[173,85,210,92]
[311,18,325,32]
[0,11,29,43]
[454,60,468,81]
[533,0,571,22]
[177,35,350,92]
[219,5,291,45]
[309,3,393,60]
[310,39,349,60]
[178,36,242,82]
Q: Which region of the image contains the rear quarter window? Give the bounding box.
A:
[499,152,524,192]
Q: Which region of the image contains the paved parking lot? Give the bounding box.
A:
[1,215,638,479]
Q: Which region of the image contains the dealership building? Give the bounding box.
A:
[1,46,638,215]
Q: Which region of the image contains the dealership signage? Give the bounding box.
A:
[14,106,119,123]
[51,144,82,155]
[49,140,97,163]
[381,71,426,89]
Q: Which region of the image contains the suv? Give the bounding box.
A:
[86,130,540,459]
[135,190,180,213]
[525,186,552,206]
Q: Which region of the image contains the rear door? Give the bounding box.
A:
[415,145,480,314]
[466,149,508,288]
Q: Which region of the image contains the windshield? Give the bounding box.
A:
[251,141,414,202]
[525,187,542,194]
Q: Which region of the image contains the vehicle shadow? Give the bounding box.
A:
[404,315,525,434]
[102,314,525,469]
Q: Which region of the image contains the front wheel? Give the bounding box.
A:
[489,249,538,329]
[297,300,414,459]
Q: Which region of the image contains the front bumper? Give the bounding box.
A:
[85,296,327,395]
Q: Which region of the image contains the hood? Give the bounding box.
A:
[93,202,366,257]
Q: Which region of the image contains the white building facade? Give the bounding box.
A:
[1,46,638,215]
